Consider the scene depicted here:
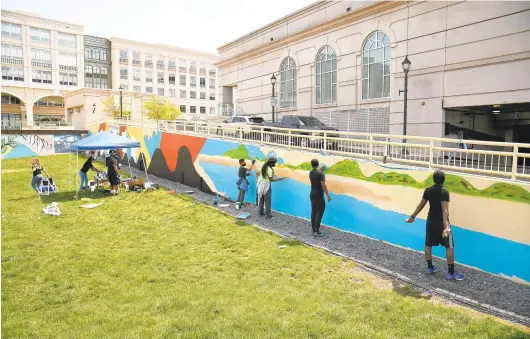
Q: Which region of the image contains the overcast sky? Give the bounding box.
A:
[2,0,315,54]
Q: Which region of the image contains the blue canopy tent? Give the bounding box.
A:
[70,132,143,199]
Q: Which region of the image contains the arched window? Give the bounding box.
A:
[279,57,297,108]
[85,65,93,88]
[93,49,100,61]
[101,67,108,89]
[315,46,337,105]
[84,47,92,59]
[93,66,101,88]
[101,50,107,61]
[362,31,391,99]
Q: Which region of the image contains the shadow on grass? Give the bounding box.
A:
[278,238,303,247]
[392,281,432,300]
[40,190,113,204]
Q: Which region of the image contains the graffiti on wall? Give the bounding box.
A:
[1,134,82,159]
[91,123,530,283]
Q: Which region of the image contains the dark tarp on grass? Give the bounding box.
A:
[70,131,140,151]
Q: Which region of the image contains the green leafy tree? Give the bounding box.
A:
[102,96,131,118]
[143,96,181,120]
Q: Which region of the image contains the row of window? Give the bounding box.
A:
[2,21,76,47]
[1,94,65,106]
[119,85,215,100]
[178,105,214,114]
[277,31,391,108]
[84,48,108,61]
[1,43,78,69]
[1,66,77,86]
[84,65,109,89]
[118,50,216,73]
[119,69,216,87]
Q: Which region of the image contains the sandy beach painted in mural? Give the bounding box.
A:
[197,154,530,245]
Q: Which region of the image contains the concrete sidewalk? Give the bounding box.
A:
[129,167,530,325]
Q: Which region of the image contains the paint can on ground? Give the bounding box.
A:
[236,202,242,210]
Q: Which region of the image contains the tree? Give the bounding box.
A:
[102,95,131,118]
[143,96,181,120]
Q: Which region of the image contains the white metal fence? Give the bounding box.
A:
[102,118,530,182]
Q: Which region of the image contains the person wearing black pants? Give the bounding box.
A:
[309,159,331,236]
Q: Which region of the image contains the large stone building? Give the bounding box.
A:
[83,35,112,89]
[110,38,219,119]
[216,1,530,145]
[1,10,84,128]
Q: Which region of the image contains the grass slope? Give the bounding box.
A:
[4,155,527,338]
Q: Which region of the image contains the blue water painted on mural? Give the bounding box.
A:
[144,130,162,157]
[200,161,530,281]
[3,145,37,159]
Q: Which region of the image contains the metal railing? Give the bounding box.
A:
[119,58,128,64]
[103,118,530,182]
[31,61,52,68]
[1,57,23,65]
[59,65,77,71]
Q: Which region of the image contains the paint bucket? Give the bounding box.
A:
[235,202,242,210]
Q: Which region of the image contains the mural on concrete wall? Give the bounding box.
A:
[90,123,530,283]
[1,134,83,159]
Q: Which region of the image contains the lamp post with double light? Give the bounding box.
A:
[270,73,277,122]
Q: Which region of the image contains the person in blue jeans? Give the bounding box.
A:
[80,152,100,192]
[31,158,49,197]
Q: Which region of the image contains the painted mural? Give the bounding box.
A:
[90,123,530,283]
[1,134,83,159]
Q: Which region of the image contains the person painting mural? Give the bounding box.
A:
[309,159,331,237]
[236,158,256,204]
[406,170,465,281]
[257,156,285,219]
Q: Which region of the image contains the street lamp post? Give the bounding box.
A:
[119,85,124,118]
[270,73,277,122]
[399,56,411,144]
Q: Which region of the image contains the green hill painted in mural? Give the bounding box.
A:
[224,145,250,159]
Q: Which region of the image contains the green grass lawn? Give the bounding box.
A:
[2,155,529,339]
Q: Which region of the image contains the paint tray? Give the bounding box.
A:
[218,203,230,208]
[236,213,249,220]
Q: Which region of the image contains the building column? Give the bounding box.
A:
[232,86,238,112]
[25,104,34,127]
[131,96,137,120]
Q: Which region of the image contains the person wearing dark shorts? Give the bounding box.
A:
[309,159,331,237]
[406,170,464,280]
[107,150,120,195]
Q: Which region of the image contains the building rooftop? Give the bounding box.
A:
[1,9,84,29]
[109,37,219,59]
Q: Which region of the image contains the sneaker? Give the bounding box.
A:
[314,231,325,237]
[446,271,465,281]
[426,265,439,274]
[265,215,273,220]
[259,213,265,217]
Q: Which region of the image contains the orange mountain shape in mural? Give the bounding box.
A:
[159,133,206,171]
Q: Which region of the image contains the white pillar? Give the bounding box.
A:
[232,86,238,112]
[25,104,34,127]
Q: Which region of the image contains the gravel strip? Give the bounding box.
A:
[131,168,530,324]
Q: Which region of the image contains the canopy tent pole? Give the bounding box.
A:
[126,151,133,179]
[142,152,149,183]
[68,152,72,192]
[75,151,79,200]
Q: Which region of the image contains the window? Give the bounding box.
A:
[168,58,176,70]
[190,76,196,87]
[145,54,153,67]
[58,52,77,71]
[157,55,164,69]
[200,106,206,114]
[93,66,101,88]
[120,84,128,91]
[209,78,215,89]
[280,57,297,108]
[200,77,206,88]
[133,51,141,65]
[58,32,76,47]
[133,69,141,81]
[2,44,24,63]
[101,50,107,61]
[189,62,197,73]
[59,72,77,86]
[315,45,337,105]
[180,90,186,98]
[120,68,128,80]
[85,65,93,87]
[84,47,92,59]
[30,27,50,43]
[1,22,22,39]
[209,93,215,101]
[101,67,108,89]
[31,48,52,67]
[169,73,175,85]
[1,93,21,104]
[179,75,186,86]
[200,92,206,100]
[190,106,196,114]
[190,91,196,99]
[146,70,153,83]
[119,50,128,62]
[158,88,164,96]
[93,49,100,60]
[146,87,153,93]
[362,31,391,99]
[200,66,206,76]
[209,107,215,115]
[2,66,24,81]
[34,97,64,107]
[157,72,164,84]
[134,86,141,92]
[169,89,176,97]
[209,68,216,77]
[32,69,52,84]
[180,105,186,113]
